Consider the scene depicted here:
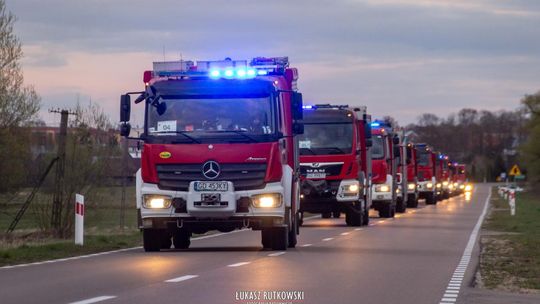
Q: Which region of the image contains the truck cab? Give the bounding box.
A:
[453,163,467,193]
[395,130,408,213]
[404,143,419,208]
[119,57,304,251]
[439,155,452,199]
[370,121,399,218]
[415,143,437,205]
[298,104,372,226]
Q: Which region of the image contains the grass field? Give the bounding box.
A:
[479,188,540,292]
[0,186,142,266]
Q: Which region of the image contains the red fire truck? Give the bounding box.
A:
[404,143,419,208]
[119,57,304,251]
[298,104,372,226]
[370,121,400,218]
[439,155,452,199]
[415,143,438,205]
[395,130,408,213]
[452,163,467,193]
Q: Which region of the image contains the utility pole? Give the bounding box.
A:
[49,108,76,236]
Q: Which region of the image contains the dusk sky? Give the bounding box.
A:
[5,0,540,126]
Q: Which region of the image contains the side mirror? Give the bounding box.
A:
[392,136,399,145]
[293,122,304,135]
[120,122,131,137]
[291,92,303,121]
[366,138,373,147]
[406,157,412,165]
[120,94,131,122]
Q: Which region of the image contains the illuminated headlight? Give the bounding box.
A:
[375,184,390,192]
[442,181,449,186]
[143,195,172,209]
[453,182,458,187]
[459,185,465,190]
[348,184,359,192]
[407,183,416,190]
[449,184,454,190]
[426,183,434,189]
[252,193,282,208]
[436,183,442,189]
[464,185,473,192]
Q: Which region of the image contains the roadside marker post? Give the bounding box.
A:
[75,194,84,245]
[509,189,516,216]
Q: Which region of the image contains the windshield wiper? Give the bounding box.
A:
[150,131,201,143]
[300,148,317,155]
[207,130,259,143]
[323,147,347,154]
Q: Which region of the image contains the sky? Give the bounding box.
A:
[5,0,540,126]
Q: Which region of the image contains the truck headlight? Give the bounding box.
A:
[442,181,449,186]
[252,193,282,208]
[426,182,433,189]
[348,184,359,192]
[459,184,465,190]
[436,183,442,189]
[464,184,473,192]
[143,195,172,209]
[453,182,458,187]
[407,183,415,190]
[375,184,390,192]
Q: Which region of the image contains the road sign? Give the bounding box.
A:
[509,164,521,176]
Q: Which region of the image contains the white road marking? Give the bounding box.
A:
[165,275,199,283]
[301,244,312,247]
[268,252,286,257]
[68,296,117,304]
[340,232,350,236]
[354,228,363,231]
[228,262,251,267]
[322,238,334,241]
[439,189,491,304]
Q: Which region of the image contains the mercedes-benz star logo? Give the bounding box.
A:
[202,161,220,179]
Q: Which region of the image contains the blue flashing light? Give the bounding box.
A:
[247,69,256,77]
[303,105,314,109]
[224,69,234,77]
[236,69,246,77]
[257,70,268,76]
[371,122,381,127]
[209,69,220,78]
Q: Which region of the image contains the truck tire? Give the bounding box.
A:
[345,210,363,227]
[261,227,289,250]
[378,203,393,218]
[322,212,331,219]
[362,205,370,226]
[288,214,298,248]
[298,212,304,227]
[406,194,419,208]
[143,229,162,252]
[396,197,407,213]
[425,192,436,205]
[161,233,172,249]
[332,211,341,218]
[173,230,191,249]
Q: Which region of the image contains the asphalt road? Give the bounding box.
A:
[0,184,490,304]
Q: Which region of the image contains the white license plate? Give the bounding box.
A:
[194,181,228,192]
[306,173,326,179]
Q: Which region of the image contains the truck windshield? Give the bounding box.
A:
[417,151,430,166]
[147,96,275,142]
[371,136,385,159]
[299,123,353,155]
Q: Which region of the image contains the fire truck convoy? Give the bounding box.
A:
[370,120,400,218]
[298,104,372,226]
[118,56,471,252]
[119,57,305,251]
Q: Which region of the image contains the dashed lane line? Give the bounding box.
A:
[227,262,251,267]
[164,275,199,283]
[68,296,117,304]
[439,189,491,304]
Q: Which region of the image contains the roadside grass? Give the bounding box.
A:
[0,186,141,266]
[0,232,141,267]
[479,188,540,292]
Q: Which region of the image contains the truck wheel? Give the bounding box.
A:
[322,212,331,219]
[298,212,304,226]
[263,227,288,250]
[161,233,172,249]
[396,197,407,213]
[425,193,436,205]
[362,205,370,226]
[143,229,162,252]
[407,195,419,208]
[378,203,393,218]
[332,211,341,218]
[345,210,363,227]
[288,213,298,248]
[173,230,191,249]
